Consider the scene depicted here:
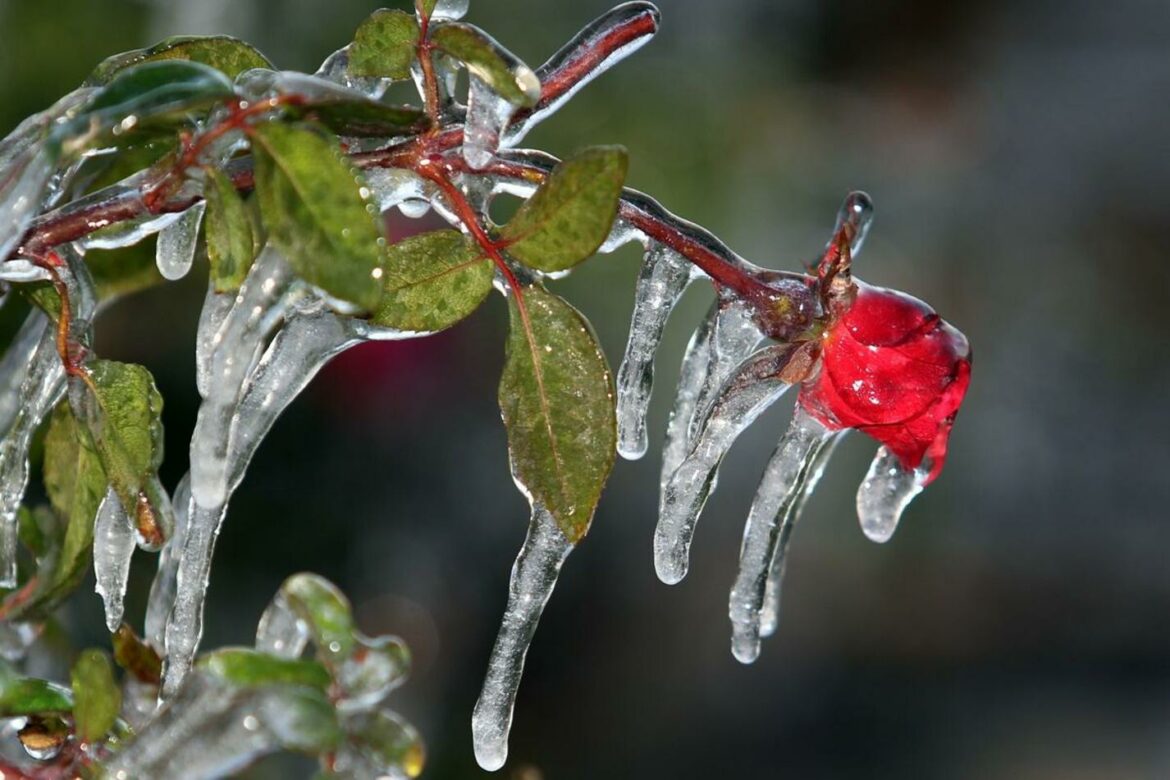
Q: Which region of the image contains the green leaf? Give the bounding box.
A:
[274,574,356,664]
[56,61,234,155]
[37,402,103,609]
[498,147,628,272]
[203,166,255,293]
[288,98,427,138]
[415,0,439,18]
[112,623,162,685]
[0,670,72,718]
[70,649,121,743]
[429,23,540,107]
[87,35,273,84]
[345,709,426,777]
[200,649,332,691]
[498,285,616,542]
[349,9,420,80]
[251,122,385,311]
[82,360,165,515]
[263,687,343,753]
[372,230,492,332]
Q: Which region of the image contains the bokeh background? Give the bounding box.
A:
[3,0,1170,777]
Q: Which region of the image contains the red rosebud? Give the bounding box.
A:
[797,281,971,484]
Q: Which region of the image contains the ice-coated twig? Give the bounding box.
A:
[472,504,573,772]
[615,242,697,459]
[655,344,795,585]
[93,486,136,632]
[155,201,206,281]
[464,75,517,171]
[660,298,761,482]
[728,408,836,663]
[856,446,928,543]
[506,1,661,145]
[758,430,844,638]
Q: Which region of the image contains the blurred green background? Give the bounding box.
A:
[3,0,1170,777]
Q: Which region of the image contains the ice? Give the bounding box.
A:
[856,446,928,543]
[316,44,394,101]
[93,485,136,632]
[0,146,51,263]
[0,259,51,283]
[336,635,411,712]
[105,670,315,779]
[0,313,66,587]
[472,503,573,771]
[655,344,795,585]
[194,285,235,399]
[597,218,646,254]
[362,167,437,216]
[507,2,661,144]
[333,708,424,778]
[728,408,836,663]
[155,201,206,281]
[145,475,190,651]
[463,75,516,171]
[428,0,469,21]
[830,190,874,257]
[660,298,761,483]
[188,246,296,508]
[759,431,843,638]
[80,209,183,251]
[254,590,310,659]
[163,286,421,696]
[615,242,695,459]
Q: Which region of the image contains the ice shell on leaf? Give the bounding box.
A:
[797,281,971,484]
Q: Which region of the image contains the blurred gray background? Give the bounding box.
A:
[3,0,1170,777]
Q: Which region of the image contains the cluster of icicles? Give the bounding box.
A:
[0,0,937,773]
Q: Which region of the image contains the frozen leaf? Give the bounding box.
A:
[87,36,273,84]
[80,360,165,517]
[372,229,492,332]
[251,122,384,311]
[497,146,627,273]
[0,672,73,717]
[288,99,426,138]
[337,709,425,778]
[258,573,356,665]
[336,635,410,710]
[203,166,256,293]
[429,23,540,107]
[37,402,103,608]
[498,285,616,542]
[200,648,332,691]
[349,9,420,81]
[113,623,163,685]
[70,649,121,743]
[55,61,234,153]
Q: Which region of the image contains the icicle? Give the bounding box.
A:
[856,446,928,543]
[615,242,694,459]
[660,299,761,483]
[597,218,646,254]
[464,75,516,171]
[0,146,51,263]
[830,190,874,256]
[0,313,65,587]
[758,432,843,638]
[80,209,183,251]
[472,504,573,771]
[155,201,205,281]
[188,246,296,508]
[146,475,190,652]
[728,408,836,663]
[0,312,53,433]
[506,2,661,145]
[194,284,236,400]
[93,486,136,632]
[655,345,795,585]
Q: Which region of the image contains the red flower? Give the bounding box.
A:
[797,281,972,484]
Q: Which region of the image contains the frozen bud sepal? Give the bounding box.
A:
[798,281,972,485]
